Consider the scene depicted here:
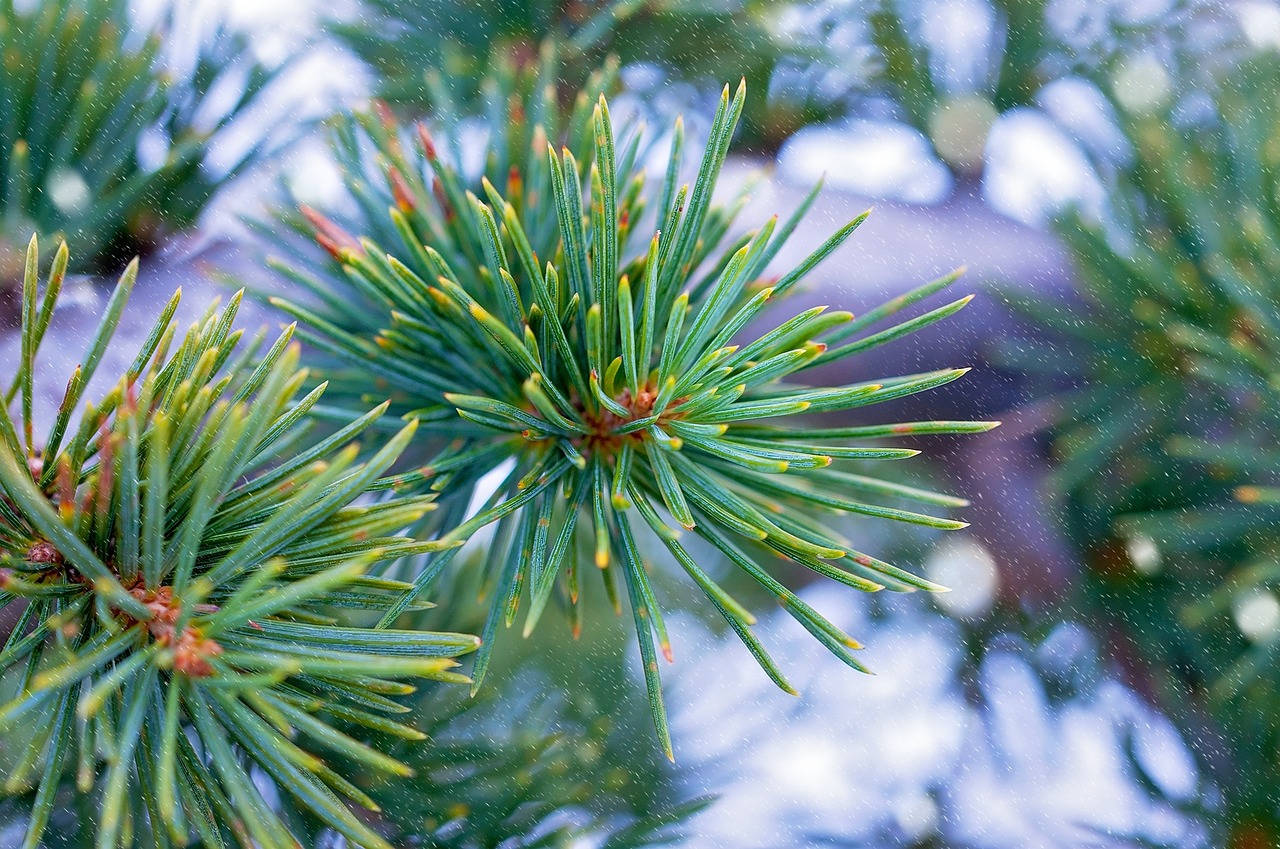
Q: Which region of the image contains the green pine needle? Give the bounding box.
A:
[1011,54,1280,821]
[0,0,277,282]
[269,64,993,749]
[0,237,479,849]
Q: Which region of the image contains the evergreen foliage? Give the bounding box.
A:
[778,0,1228,177]
[0,0,275,284]
[0,653,701,848]
[848,0,1232,175]
[327,0,1238,171]
[1015,52,1280,591]
[268,40,620,281]
[268,67,993,755]
[0,6,1052,844]
[1010,54,1280,839]
[0,237,480,849]
[329,0,803,150]
[360,686,708,848]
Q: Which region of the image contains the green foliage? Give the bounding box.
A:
[269,39,620,282]
[0,237,480,849]
[806,0,1236,175]
[868,0,1047,122]
[0,674,703,849]
[269,74,993,755]
[1013,54,1280,546]
[0,0,275,283]
[329,0,801,150]
[329,0,1238,171]
[1008,54,1280,836]
[359,685,708,848]
[338,547,703,849]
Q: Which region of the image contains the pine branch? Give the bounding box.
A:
[0,0,278,284]
[0,674,708,849]
[327,2,791,147]
[0,236,479,849]
[269,64,994,755]
[868,0,1239,173]
[357,684,707,849]
[1010,54,1280,835]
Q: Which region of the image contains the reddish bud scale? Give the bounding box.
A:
[300,205,363,257]
[416,122,438,161]
[129,585,223,678]
[387,166,415,213]
[429,176,454,222]
[373,99,396,130]
[314,234,343,261]
[506,165,523,203]
[27,540,60,564]
[372,100,403,157]
[56,457,75,519]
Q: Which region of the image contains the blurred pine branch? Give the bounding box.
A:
[0,0,279,287]
[328,0,820,152]
[1008,52,1280,841]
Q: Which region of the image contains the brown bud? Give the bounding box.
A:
[27,540,61,564]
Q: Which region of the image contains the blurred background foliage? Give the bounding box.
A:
[1013,52,1280,839]
[0,0,282,289]
[327,0,800,151]
[326,0,1242,178]
[4,0,1280,845]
